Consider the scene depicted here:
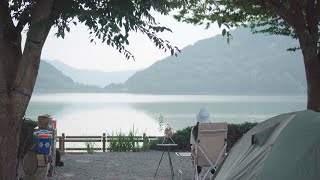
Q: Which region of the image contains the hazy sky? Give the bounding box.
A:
[38,12,221,72]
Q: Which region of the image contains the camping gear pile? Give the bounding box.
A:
[22,114,62,179]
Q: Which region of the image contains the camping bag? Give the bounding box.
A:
[38,134,52,155]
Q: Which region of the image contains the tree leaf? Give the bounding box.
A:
[222,29,226,36]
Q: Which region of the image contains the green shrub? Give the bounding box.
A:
[141,135,150,151]
[17,118,38,175]
[227,122,258,151]
[18,118,37,157]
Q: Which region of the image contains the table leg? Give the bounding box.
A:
[154,149,166,179]
[168,148,175,180]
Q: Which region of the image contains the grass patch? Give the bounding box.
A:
[108,126,150,152]
[84,138,96,154]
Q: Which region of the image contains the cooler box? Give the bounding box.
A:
[38,134,52,155]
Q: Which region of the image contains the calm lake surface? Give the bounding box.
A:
[26,93,306,136]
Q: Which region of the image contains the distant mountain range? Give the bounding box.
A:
[34,61,103,93]
[105,28,307,95]
[46,60,137,87]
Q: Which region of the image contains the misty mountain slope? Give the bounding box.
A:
[47,60,137,87]
[106,28,306,95]
[34,61,102,92]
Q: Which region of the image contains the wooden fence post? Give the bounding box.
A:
[102,133,106,152]
[59,137,62,152]
[62,133,65,153]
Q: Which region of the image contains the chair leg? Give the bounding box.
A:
[203,166,213,180]
[193,163,201,180]
[194,163,200,180]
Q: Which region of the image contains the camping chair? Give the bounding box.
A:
[193,122,228,180]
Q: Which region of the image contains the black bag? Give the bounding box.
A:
[55,149,64,166]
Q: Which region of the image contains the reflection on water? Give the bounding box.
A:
[26,93,307,136]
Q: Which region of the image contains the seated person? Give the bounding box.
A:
[190,107,215,175]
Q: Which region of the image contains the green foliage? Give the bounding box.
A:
[108,131,139,152]
[226,122,258,151]
[150,122,257,151]
[84,138,96,154]
[174,0,285,34]
[157,114,165,132]
[18,118,38,158]
[6,0,182,59]
[150,126,193,151]
[22,118,38,128]
[141,135,150,151]
[175,0,319,49]
[108,126,149,152]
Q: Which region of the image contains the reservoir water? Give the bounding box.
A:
[26,93,306,137]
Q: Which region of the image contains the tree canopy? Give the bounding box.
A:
[4,0,182,59]
[174,0,319,49]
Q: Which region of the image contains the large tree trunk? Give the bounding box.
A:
[0,1,54,179]
[304,53,320,111]
[0,37,24,179]
[0,96,22,179]
[0,2,23,178]
[298,34,320,111]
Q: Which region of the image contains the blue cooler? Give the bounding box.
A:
[38,134,52,154]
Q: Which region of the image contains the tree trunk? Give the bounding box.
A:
[304,54,320,111]
[0,10,23,177]
[298,34,320,111]
[0,38,34,178]
[0,44,23,179]
[0,0,54,178]
[0,96,20,179]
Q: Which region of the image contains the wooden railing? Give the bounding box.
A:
[57,133,162,152]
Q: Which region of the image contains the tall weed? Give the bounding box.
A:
[84,138,96,154]
[108,125,149,152]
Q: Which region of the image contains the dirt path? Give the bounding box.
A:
[48,151,194,180]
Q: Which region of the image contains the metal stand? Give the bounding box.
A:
[154,138,177,180]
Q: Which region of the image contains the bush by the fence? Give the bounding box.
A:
[226,122,258,151]
[18,118,37,156]
[150,122,258,152]
[17,118,37,174]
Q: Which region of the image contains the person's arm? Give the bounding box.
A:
[191,144,196,157]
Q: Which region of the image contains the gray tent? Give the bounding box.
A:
[214,110,320,180]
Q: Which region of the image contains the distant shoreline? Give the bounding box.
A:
[32,91,307,96]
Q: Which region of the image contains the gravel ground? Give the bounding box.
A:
[48,151,194,180]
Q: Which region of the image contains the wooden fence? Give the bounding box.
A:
[57,133,162,152]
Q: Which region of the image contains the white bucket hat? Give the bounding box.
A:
[196,107,211,124]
